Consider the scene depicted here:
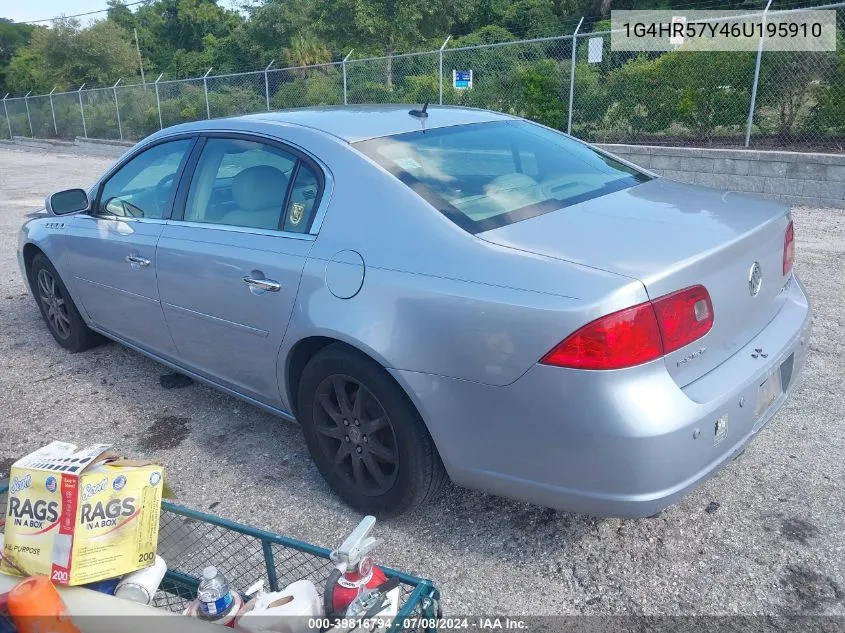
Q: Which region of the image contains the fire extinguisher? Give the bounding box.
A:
[324,516,393,618]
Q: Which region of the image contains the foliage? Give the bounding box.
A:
[0,18,34,93]
[284,35,333,70]
[106,0,242,77]
[5,20,138,92]
[659,50,756,139]
[604,55,673,137]
[807,46,845,134]
[757,50,839,137]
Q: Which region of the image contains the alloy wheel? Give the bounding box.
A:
[313,374,399,496]
[37,268,71,340]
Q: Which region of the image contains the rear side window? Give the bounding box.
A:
[354,121,649,233]
[183,138,321,233]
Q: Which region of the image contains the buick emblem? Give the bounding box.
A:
[749,262,763,297]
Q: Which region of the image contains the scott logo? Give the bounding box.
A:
[81,478,108,501]
[10,475,31,494]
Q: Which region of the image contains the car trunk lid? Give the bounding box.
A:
[479,178,792,387]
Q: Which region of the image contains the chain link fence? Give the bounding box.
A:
[2,2,843,152]
[345,51,440,104]
[54,91,87,139]
[267,62,344,109]
[156,77,206,129]
[3,97,30,138]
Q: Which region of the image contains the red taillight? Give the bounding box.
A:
[541,285,714,370]
[651,285,713,354]
[783,220,795,275]
[540,302,663,370]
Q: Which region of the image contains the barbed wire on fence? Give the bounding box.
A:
[2,1,843,153]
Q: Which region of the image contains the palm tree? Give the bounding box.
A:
[284,34,331,78]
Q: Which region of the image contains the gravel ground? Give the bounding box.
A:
[0,146,843,617]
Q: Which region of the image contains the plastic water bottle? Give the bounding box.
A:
[196,566,236,620]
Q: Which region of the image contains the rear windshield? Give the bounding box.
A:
[354,120,649,233]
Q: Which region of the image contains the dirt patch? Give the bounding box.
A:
[780,517,820,546]
[138,416,191,451]
[779,565,844,612]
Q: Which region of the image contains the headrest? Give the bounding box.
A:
[232,165,287,211]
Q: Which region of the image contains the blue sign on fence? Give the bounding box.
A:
[453,70,473,89]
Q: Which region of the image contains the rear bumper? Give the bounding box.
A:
[394,276,811,517]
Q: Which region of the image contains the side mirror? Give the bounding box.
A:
[46,189,90,216]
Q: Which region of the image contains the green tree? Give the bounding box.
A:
[318,0,453,87]
[222,0,319,71]
[0,19,35,93]
[5,20,138,92]
[107,0,242,78]
[284,34,332,70]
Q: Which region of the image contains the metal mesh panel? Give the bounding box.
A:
[152,511,420,614]
[267,63,344,110]
[157,78,207,128]
[751,6,845,151]
[4,97,30,137]
[27,95,55,139]
[52,92,86,140]
[116,83,160,141]
[81,87,119,140]
[345,52,439,105]
[442,37,573,130]
[0,103,9,140]
[573,31,757,146]
[207,71,267,119]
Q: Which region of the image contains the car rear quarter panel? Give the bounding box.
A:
[276,129,648,411]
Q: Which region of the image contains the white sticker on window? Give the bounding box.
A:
[394,157,422,170]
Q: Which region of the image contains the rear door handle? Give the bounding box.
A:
[242,276,281,292]
[126,254,151,267]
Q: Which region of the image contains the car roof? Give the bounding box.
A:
[235,104,515,143]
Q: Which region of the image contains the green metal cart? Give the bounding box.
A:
[0,482,440,632]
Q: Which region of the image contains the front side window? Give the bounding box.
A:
[97,139,192,219]
[183,138,321,233]
[354,121,649,233]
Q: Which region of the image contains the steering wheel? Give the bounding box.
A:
[154,173,177,213]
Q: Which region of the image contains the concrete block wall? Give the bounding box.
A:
[597,144,845,208]
[4,135,132,158]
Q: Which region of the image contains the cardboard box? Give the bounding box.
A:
[1,442,164,585]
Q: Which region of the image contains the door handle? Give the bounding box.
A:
[126,254,151,267]
[242,276,281,292]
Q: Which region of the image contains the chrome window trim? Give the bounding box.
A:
[143,128,334,237]
[77,214,170,226]
[165,219,316,241]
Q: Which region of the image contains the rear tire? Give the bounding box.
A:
[297,344,446,516]
[29,253,102,353]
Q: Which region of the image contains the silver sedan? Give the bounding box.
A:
[18,105,811,517]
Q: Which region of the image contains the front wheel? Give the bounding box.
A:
[297,344,446,516]
[28,253,102,352]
